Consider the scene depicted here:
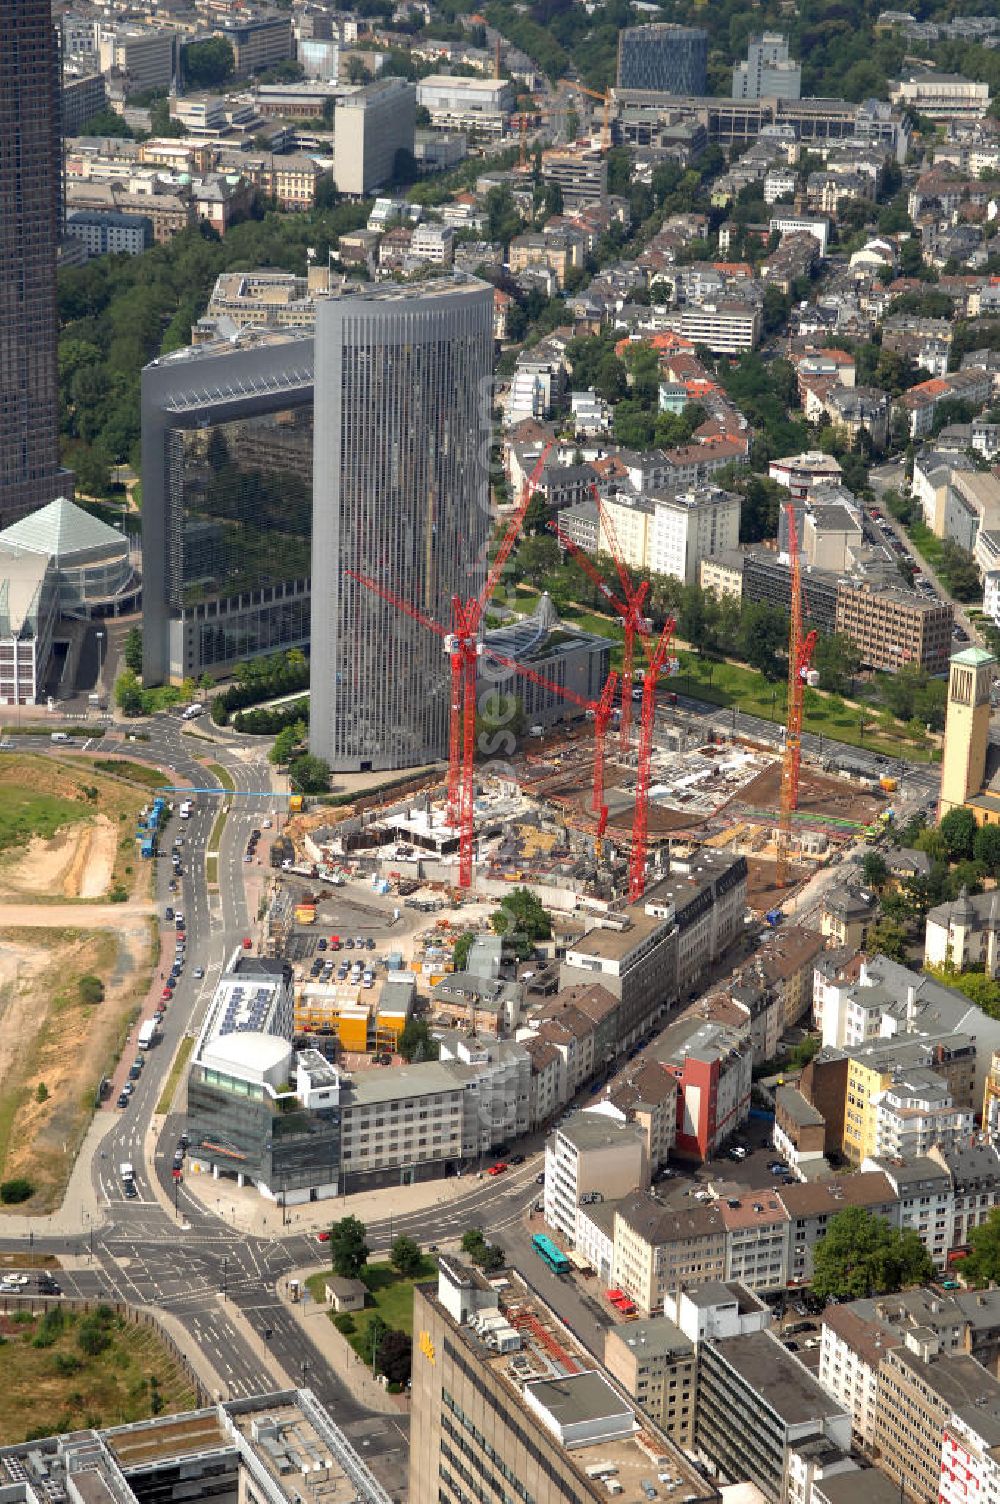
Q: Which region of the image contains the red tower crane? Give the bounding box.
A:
[775,503,818,890]
[347,442,552,890]
[549,488,651,754]
[484,648,619,848]
[628,615,677,904]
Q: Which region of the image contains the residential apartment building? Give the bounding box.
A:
[864,1155,955,1269]
[658,1011,752,1162]
[942,1403,1000,1504]
[64,209,152,258]
[697,1331,852,1504]
[642,851,749,1004]
[866,1071,974,1162]
[541,147,608,209]
[410,1261,718,1504]
[676,301,761,354]
[875,1347,1000,1502]
[603,1317,697,1445]
[646,485,742,585]
[560,908,677,1046]
[781,1174,899,1285]
[733,33,801,101]
[334,79,416,197]
[928,1141,1000,1248]
[819,1301,900,1451]
[720,1192,790,1292]
[339,1063,465,1189]
[612,1192,727,1315]
[543,1111,648,1242]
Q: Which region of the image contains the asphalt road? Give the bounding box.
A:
[0,715,545,1485]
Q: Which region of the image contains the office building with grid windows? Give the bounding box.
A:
[0,0,73,524]
[617,24,708,95]
[310,278,493,772]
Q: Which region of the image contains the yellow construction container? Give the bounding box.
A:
[879,776,898,792]
[337,1007,369,1052]
[377,1009,408,1047]
[294,904,316,924]
[289,794,304,812]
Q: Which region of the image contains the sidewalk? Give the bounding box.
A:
[277,1271,402,1414]
[179,1158,498,1238]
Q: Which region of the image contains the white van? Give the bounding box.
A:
[51,731,70,743]
[182,704,204,720]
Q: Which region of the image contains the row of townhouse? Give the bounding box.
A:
[559,1143,1000,1316]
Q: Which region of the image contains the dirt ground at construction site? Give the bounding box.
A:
[736,764,888,826]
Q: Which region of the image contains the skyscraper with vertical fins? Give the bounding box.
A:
[0,0,71,524]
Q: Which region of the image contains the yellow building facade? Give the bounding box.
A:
[842,1055,890,1162]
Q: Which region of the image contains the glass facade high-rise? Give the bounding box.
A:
[310,279,493,772]
[616,23,708,95]
[0,0,71,524]
[141,332,314,684]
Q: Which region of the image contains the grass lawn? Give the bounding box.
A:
[0,1305,197,1442]
[676,652,938,762]
[207,763,235,793]
[156,1035,194,1115]
[90,758,171,791]
[306,1256,437,1361]
[0,788,89,855]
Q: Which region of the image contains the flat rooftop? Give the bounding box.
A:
[432,1274,716,1504]
[711,1331,847,1426]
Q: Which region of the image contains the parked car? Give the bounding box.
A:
[487,1162,508,1176]
[509,1153,525,1165]
[117,1091,130,1108]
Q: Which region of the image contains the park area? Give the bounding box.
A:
[0,1304,198,1443]
[306,1253,436,1371]
[0,756,161,1212]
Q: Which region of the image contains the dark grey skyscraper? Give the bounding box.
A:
[310,279,493,772]
[0,0,68,523]
[617,24,708,95]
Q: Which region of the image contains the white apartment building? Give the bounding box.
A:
[597,494,652,572]
[818,1310,886,1451]
[869,1071,973,1161]
[437,1033,530,1161]
[334,78,416,197]
[416,75,514,135]
[768,215,830,256]
[764,168,798,204]
[409,223,455,266]
[941,1407,1000,1504]
[864,1156,955,1270]
[575,1199,617,1283]
[648,485,742,586]
[544,1110,648,1243]
[677,300,761,354]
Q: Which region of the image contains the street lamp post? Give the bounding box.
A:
[95,632,105,693]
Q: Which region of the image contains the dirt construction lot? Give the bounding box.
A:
[0,757,159,1211]
[738,764,886,826]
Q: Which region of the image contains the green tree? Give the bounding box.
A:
[288,753,329,794]
[866,916,909,963]
[811,1206,934,1299]
[940,806,977,862]
[328,1215,369,1279]
[452,931,474,971]
[114,668,145,717]
[0,1178,34,1204]
[78,975,105,1005]
[398,1018,439,1062]
[974,824,1000,877]
[514,536,560,587]
[123,627,143,675]
[462,1228,486,1257]
[812,632,861,695]
[491,885,551,941]
[390,1235,423,1277]
[953,1207,1000,1286]
[861,853,889,890]
[375,1327,412,1386]
[183,37,235,88]
[269,722,306,766]
[739,601,787,679]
